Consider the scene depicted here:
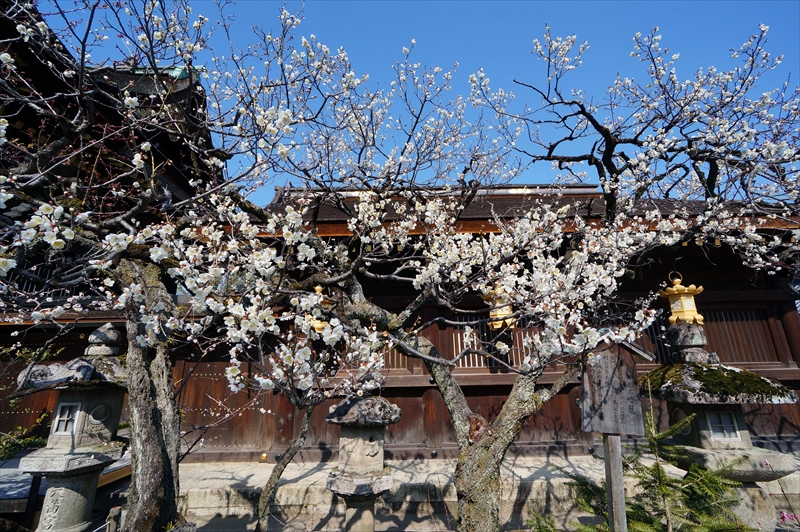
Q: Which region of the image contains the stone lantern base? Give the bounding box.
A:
[21,444,126,532]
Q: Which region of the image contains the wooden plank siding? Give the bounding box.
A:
[2,285,800,462]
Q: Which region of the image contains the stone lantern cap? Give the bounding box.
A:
[16,356,126,394]
[641,363,797,405]
[13,323,126,396]
[85,322,122,356]
[326,396,402,427]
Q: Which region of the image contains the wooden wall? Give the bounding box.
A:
[2,247,800,461]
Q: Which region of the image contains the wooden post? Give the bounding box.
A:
[23,475,41,529]
[603,433,627,532]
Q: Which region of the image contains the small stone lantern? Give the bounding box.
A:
[326,396,402,532]
[643,277,798,530]
[16,323,127,532]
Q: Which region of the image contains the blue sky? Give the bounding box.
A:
[206,1,799,93]
[193,0,799,204]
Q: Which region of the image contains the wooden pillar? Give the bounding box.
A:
[778,302,800,367]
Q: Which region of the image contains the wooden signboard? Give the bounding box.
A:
[581,343,644,436]
[581,343,647,532]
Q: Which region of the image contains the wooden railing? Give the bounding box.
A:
[383,304,797,372]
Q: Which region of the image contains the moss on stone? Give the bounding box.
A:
[640,363,796,404]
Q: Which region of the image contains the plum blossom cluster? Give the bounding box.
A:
[406,198,665,370]
[0,0,229,332]
[199,6,519,199]
[130,198,385,403]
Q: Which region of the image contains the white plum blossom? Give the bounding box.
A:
[0,257,16,276]
[150,246,169,262]
[104,233,131,252]
[0,53,15,68]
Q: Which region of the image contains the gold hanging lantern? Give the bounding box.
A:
[659,272,704,325]
[483,289,516,330]
[308,285,334,333]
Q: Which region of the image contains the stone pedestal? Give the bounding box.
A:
[642,316,798,531]
[343,495,378,532]
[730,484,779,531]
[35,467,107,532]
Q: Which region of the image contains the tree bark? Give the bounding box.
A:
[452,365,579,531]
[257,404,315,532]
[399,335,580,532]
[117,260,182,532]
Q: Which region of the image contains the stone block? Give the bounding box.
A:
[731,483,777,531]
[674,446,798,482]
[338,426,385,475]
[327,469,393,497]
[666,322,707,349]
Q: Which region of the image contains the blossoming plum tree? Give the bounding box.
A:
[456,23,800,529]
[157,20,799,527]
[1,1,798,531]
[474,25,800,224]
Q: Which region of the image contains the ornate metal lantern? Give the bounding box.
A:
[309,285,335,333]
[659,272,704,325]
[483,289,515,330]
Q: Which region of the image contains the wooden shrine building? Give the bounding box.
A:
[3,185,800,463]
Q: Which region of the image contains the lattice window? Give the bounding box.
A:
[446,303,785,371]
[53,403,80,435]
[451,313,539,369]
[705,410,741,440]
[382,346,407,370]
[634,307,781,365]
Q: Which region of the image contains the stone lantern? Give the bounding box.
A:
[326,396,402,532]
[16,323,127,532]
[642,276,798,530]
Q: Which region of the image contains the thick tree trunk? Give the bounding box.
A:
[352,287,581,531]
[453,441,504,531]
[257,404,315,532]
[399,335,579,532]
[121,326,181,532]
[117,260,182,532]
[452,366,580,531]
